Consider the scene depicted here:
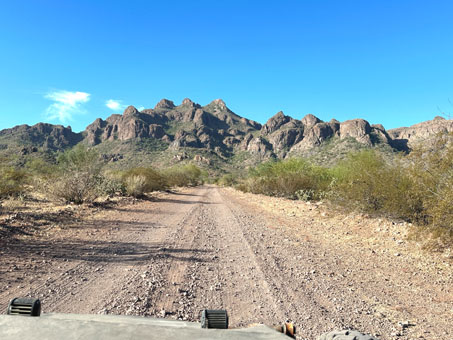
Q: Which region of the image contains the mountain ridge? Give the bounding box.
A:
[1,98,452,169]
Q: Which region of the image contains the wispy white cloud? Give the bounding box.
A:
[106,99,127,111]
[45,90,90,122]
[137,106,145,111]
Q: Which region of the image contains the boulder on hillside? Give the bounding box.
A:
[372,123,386,131]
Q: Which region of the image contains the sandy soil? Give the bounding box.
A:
[0,186,452,339]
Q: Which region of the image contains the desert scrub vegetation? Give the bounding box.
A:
[119,164,205,197]
[404,133,453,246]
[0,161,28,199]
[217,173,238,187]
[235,134,453,246]
[239,158,332,200]
[49,145,105,204]
[121,167,167,197]
[329,150,421,220]
[48,146,205,200]
[1,144,207,203]
[162,164,204,187]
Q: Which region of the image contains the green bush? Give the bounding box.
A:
[124,175,147,197]
[330,150,421,219]
[163,164,203,187]
[25,157,58,193]
[240,158,332,200]
[50,145,104,204]
[122,167,167,195]
[0,165,28,198]
[218,173,238,187]
[406,133,453,244]
[97,174,126,197]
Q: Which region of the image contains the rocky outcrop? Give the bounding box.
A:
[268,129,303,155]
[154,99,175,110]
[85,106,170,145]
[339,119,372,145]
[261,111,292,135]
[388,116,453,150]
[247,136,274,157]
[193,154,211,165]
[206,99,228,112]
[123,105,140,116]
[260,112,305,155]
[292,122,334,151]
[180,98,200,108]
[302,114,321,128]
[0,123,83,150]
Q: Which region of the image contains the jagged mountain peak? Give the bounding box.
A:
[154,99,175,110]
[273,111,286,118]
[181,98,195,106]
[123,105,139,116]
[205,99,228,111]
[261,111,293,135]
[178,98,201,110]
[301,114,322,127]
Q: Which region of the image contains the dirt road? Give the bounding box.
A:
[1,186,452,339]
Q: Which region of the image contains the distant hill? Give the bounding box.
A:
[1,98,452,171]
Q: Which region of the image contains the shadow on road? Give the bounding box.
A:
[1,238,210,266]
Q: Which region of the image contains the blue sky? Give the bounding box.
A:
[1,0,452,132]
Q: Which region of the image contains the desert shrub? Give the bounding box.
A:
[242,158,332,200]
[124,175,147,197]
[25,157,58,193]
[98,174,126,197]
[25,157,57,178]
[218,173,238,187]
[50,145,104,204]
[330,150,420,219]
[163,164,203,187]
[234,181,250,192]
[122,167,167,195]
[406,133,453,244]
[0,165,28,199]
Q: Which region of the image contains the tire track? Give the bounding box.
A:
[0,187,208,316]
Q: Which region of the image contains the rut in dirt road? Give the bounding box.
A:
[0,188,209,315]
[1,186,451,340]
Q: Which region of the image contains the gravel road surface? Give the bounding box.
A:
[1,186,452,339]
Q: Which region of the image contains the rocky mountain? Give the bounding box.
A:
[83,98,400,159]
[1,98,452,168]
[0,123,82,153]
[85,99,260,154]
